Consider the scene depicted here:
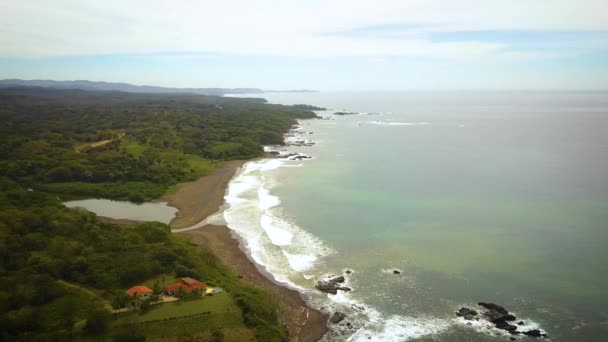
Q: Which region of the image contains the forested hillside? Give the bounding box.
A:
[0,179,285,340]
[0,87,317,200]
[0,87,319,340]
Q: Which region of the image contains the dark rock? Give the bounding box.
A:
[334,111,358,115]
[393,270,401,274]
[523,329,543,337]
[345,270,352,274]
[480,302,517,325]
[330,312,346,324]
[504,314,517,321]
[333,276,345,283]
[478,302,509,315]
[456,307,478,319]
[315,281,339,294]
[494,321,518,332]
[485,311,506,322]
[510,338,516,341]
[315,275,350,294]
[518,321,525,325]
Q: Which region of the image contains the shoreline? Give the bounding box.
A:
[164,160,245,229]
[167,159,329,341]
[183,225,328,342]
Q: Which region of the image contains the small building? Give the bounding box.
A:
[126,285,153,300]
[163,277,207,295]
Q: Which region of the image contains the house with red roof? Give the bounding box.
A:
[163,277,207,296]
[126,285,153,300]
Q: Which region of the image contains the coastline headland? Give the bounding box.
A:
[165,123,328,341]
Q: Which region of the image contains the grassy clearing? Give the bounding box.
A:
[142,294,235,322]
[183,153,217,176]
[139,315,256,341]
[113,294,254,339]
[121,139,147,157]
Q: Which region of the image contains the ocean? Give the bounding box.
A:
[224,92,608,341]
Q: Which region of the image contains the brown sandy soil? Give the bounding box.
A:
[164,160,244,229]
[180,225,328,342]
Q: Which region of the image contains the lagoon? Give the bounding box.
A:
[64,198,177,224]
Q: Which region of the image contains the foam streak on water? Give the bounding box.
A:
[223,158,333,288]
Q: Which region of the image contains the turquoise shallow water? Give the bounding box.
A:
[228,92,608,341]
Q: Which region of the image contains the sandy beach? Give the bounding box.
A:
[164,160,245,229]
[167,160,328,341]
[183,226,328,342]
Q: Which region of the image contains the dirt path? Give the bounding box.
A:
[75,132,125,152]
[57,280,113,311]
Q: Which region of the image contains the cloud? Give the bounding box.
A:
[1,0,607,59]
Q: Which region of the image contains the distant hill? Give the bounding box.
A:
[0,79,318,95]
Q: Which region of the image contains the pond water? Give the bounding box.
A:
[63,198,177,224]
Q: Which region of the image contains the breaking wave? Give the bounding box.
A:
[223,158,333,288]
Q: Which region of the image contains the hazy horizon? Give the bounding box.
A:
[1,1,607,91]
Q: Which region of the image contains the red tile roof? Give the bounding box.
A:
[126,285,153,297]
[181,277,204,286]
[163,277,207,294]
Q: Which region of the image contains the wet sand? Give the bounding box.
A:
[164,160,244,229]
[167,160,328,341]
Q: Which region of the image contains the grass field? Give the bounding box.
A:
[121,139,147,157]
[112,293,254,340]
[141,294,234,322]
[121,139,218,178]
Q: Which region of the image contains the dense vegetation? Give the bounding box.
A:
[0,87,317,200]
[0,88,318,340]
[0,179,285,340]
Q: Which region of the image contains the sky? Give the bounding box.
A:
[1,0,607,90]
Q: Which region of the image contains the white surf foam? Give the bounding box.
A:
[381,268,403,274]
[258,185,280,210]
[224,156,333,289]
[282,250,317,272]
[348,315,451,342]
[241,159,285,175]
[453,308,547,339]
[324,283,451,342]
[260,214,293,246]
[370,121,430,126]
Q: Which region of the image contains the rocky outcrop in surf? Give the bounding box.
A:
[456,302,548,338]
[267,151,312,160]
[315,275,352,295]
[330,312,346,324]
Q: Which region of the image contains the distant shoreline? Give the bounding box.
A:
[165,159,328,341]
